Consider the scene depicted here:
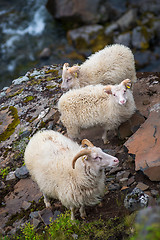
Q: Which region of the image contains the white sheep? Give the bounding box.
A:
[58,79,136,144]
[24,130,119,220]
[61,44,137,91]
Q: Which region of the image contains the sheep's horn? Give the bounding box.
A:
[63,63,69,70]
[68,65,79,74]
[72,149,91,169]
[121,79,132,88]
[81,139,94,148]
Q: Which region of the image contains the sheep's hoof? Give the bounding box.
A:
[103,139,110,145]
[46,202,52,209]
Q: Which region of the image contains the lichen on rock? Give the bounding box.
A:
[0,106,20,143]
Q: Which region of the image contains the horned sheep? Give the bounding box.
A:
[58,79,136,144]
[24,130,119,220]
[61,44,137,91]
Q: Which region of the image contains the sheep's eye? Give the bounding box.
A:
[113,93,116,97]
[95,156,102,160]
[124,90,126,93]
[66,78,71,82]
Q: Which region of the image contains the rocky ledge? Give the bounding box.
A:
[0,66,160,236]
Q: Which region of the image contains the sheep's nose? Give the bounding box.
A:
[61,86,67,92]
[114,158,119,164]
[119,100,126,105]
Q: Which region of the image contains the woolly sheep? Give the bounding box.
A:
[58,79,136,144]
[24,130,119,220]
[61,44,137,91]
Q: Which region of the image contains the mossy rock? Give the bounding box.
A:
[23,96,35,103]
[0,106,20,143]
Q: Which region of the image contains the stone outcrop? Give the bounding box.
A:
[45,0,160,72]
[0,68,160,236]
[46,0,127,24]
[125,103,160,181]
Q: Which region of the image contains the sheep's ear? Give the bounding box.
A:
[63,63,69,71]
[68,66,80,78]
[121,79,132,89]
[103,86,112,94]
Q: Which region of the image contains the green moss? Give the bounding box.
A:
[7,88,23,98]
[29,78,43,85]
[46,85,57,89]
[130,222,160,240]
[140,41,149,50]
[0,167,10,179]
[0,106,20,143]
[67,28,110,52]
[7,210,136,240]
[46,76,56,81]
[45,69,59,75]
[12,137,29,160]
[91,32,110,53]
[23,95,35,103]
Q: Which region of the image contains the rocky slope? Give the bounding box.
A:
[0,66,160,237]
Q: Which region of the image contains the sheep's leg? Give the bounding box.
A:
[43,193,51,208]
[102,129,109,144]
[67,126,79,140]
[79,206,86,219]
[70,206,76,220]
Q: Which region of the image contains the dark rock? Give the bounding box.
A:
[127,176,135,186]
[0,181,5,190]
[150,189,159,197]
[118,110,145,139]
[67,25,103,49]
[104,23,119,36]
[19,128,31,139]
[6,171,16,181]
[46,0,127,25]
[38,208,53,225]
[114,32,131,47]
[15,165,29,179]
[108,183,121,191]
[21,201,32,210]
[0,178,42,229]
[109,166,122,174]
[30,211,39,219]
[143,99,150,105]
[116,171,126,181]
[134,51,152,69]
[136,182,149,191]
[153,20,160,40]
[53,210,61,221]
[123,171,131,179]
[32,218,41,228]
[39,48,51,59]
[106,177,115,182]
[124,187,149,211]
[132,26,150,50]
[116,9,137,31]
[136,0,160,15]
[119,178,128,185]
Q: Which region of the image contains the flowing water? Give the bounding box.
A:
[0,0,67,89]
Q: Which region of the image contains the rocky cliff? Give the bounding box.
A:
[0,65,160,236]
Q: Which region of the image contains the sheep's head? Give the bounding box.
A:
[61,63,80,91]
[104,79,132,106]
[72,139,119,170]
